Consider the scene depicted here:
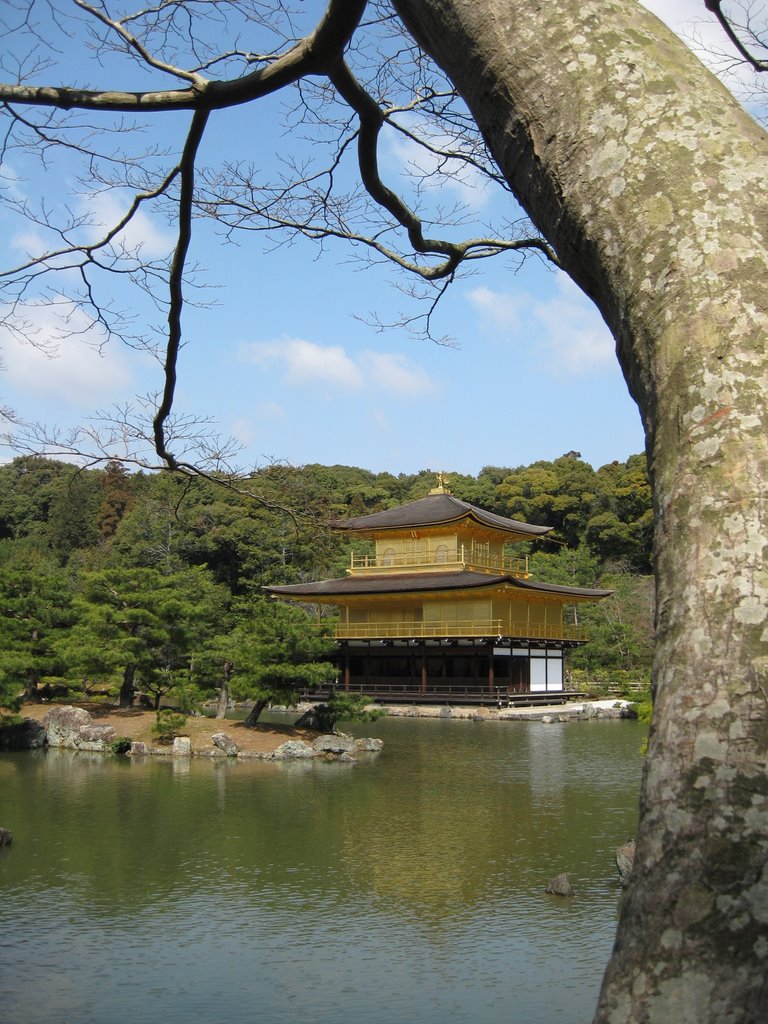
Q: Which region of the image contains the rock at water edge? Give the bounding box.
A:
[44,706,93,747]
[353,737,384,753]
[271,740,314,760]
[212,733,240,756]
[44,706,117,751]
[312,734,355,755]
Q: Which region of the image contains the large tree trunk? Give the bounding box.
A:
[395,1,768,1019]
[24,667,39,703]
[119,665,136,709]
[244,697,269,728]
[216,660,234,720]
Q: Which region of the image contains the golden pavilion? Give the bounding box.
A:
[266,480,611,705]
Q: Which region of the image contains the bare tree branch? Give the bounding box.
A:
[0,0,369,111]
[153,106,208,470]
[0,0,552,483]
[706,0,768,72]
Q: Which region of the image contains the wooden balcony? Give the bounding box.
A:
[349,547,529,577]
[300,680,582,707]
[334,619,588,642]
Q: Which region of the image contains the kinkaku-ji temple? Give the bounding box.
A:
[266,479,611,706]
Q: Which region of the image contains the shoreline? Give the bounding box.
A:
[375,698,636,722]
[2,697,636,759]
[6,703,320,759]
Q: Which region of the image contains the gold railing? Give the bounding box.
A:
[335,620,588,642]
[349,548,529,577]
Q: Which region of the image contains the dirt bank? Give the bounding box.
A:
[18,703,315,756]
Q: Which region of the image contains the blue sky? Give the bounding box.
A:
[0,1,745,476]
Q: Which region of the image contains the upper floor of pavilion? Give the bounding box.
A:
[336,479,551,578]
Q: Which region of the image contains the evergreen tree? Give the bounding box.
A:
[62,566,227,708]
[199,598,336,727]
[0,567,74,707]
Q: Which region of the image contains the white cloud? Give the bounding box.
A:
[0,161,26,203]
[229,404,287,446]
[229,417,257,446]
[0,300,135,405]
[239,336,435,398]
[229,408,285,447]
[241,337,363,389]
[10,228,50,259]
[532,277,615,370]
[253,401,286,420]
[468,274,615,373]
[368,408,391,433]
[359,351,434,397]
[5,182,174,264]
[466,285,524,330]
[84,192,175,259]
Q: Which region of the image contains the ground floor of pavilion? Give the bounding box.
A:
[304,637,584,706]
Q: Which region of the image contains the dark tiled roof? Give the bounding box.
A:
[332,492,550,537]
[266,571,612,600]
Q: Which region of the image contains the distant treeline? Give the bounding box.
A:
[0,453,654,711]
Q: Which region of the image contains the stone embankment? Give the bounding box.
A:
[128,730,383,762]
[6,706,383,763]
[375,699,637,723]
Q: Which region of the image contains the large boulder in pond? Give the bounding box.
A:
[44,705,92,746]
[312,734,355,755]
[78,725,118,748]
[546,873,575,897]
[353,737,384,753]
[270,740,315,761]
[44,706,114,750]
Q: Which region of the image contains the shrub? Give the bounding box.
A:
[631,697,653,724]
[152,709,187,743]
[109,736,133,755]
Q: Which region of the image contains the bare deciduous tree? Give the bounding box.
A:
[1,2,767,1021]
[0,0,554,472]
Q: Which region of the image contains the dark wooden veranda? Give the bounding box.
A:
[300,679,584,708]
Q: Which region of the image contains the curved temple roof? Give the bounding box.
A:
[266,571,612,602]
[332,491,551,538]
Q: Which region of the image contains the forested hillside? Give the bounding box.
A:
[0,452,653,711]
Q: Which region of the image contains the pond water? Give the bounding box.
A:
[0,715,645,1024]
